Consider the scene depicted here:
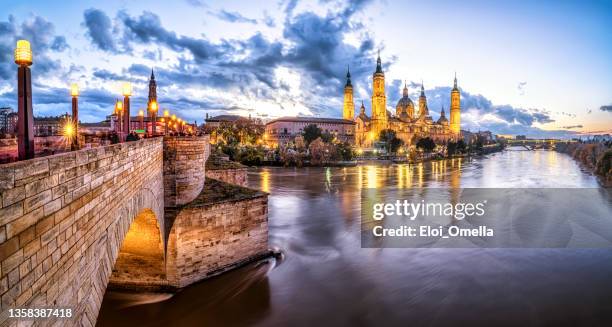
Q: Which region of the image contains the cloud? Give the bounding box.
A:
[119,11,226,62]
[212,10,258,24]
[561,125,583,129]
[0,15,66,82]
[185,0,206,7]
[83,9,117,52]
[517,81,526,95]
[600,105,612,112]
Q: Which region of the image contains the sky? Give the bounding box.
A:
[0,0,611,138]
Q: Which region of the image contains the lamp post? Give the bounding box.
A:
[70,83,79,150]
[115,99,123,137]
[14,40,34,160]
[171,114,176,135]
[148,100,158,136]
[122,82,131,140]
[163,109,169,135]
[138,109,144,132]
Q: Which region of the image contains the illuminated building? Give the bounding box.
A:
[347,53,461,147]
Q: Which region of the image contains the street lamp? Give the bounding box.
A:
[70,83,79,150]
[148,100,158,136]
[138,109,144,131]
[115,99,123,136]
[122,82,131,140]
[14,40,34,160]
[163,109,169,135]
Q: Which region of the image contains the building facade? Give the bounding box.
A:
[0,107,14,133]
[264,117,355,147]
[348,54,461,147]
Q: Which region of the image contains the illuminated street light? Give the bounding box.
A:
[115,99,123,135]
[14,40,33,66]
[14,40,34,160]
[70,83,79,150]
[148,100,158,136]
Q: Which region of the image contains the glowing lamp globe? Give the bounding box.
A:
[171,114,176,121]
[14,40,33,66]
[70,83,79,97]
[138,109,144,117]
[64,122,74,138]
[122,82,132,97]
[164,109,169,117]
[149,101,158,112]
[115,100,123,112]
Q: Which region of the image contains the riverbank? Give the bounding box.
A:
[555,142,612,186]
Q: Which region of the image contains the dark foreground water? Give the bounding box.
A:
[98,149,612,326]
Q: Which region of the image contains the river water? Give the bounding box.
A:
[98,149,612,326]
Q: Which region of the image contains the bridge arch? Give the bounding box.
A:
[108,208,166,290]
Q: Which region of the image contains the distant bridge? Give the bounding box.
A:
[504,139,576,150]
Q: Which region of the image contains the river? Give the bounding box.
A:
[97,149,612,326]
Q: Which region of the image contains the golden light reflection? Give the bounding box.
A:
[260,170,270,193]
[366,165,378,189]
[417,162,424,187]
[398,165,404,188]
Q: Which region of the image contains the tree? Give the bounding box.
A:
[416,137,436,153]
[321,131,334,143]
[378,129,404,153]
[213,117,264,146]
[294,135,306,151]
[303,124,322,145]
[235,145,265,165]
[335,142,354,161]
[456,139,467,153]
[447,141,458,156]
[308,137,333,165]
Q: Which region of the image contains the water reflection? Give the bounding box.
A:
[98,150,610,326]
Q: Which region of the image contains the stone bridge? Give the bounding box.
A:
[0,136,268,326]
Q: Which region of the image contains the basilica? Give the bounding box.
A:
[343,53,461,147]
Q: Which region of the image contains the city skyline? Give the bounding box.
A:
[0,0,611,138]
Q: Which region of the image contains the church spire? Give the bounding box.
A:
[453,72,458,91]
[360,100,365,114]
[148,67,157,105]
[420,80,425,97]
[403,80,408,97]
[375,50,383,74]
[345,65,352,87]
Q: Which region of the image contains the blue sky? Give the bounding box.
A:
[0,0,611,137]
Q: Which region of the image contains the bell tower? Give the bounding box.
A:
[450,73,461,135]
[148,69,157,105]
[418,81,428,117]
[343,66,354,120]
[371,51,387,134]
